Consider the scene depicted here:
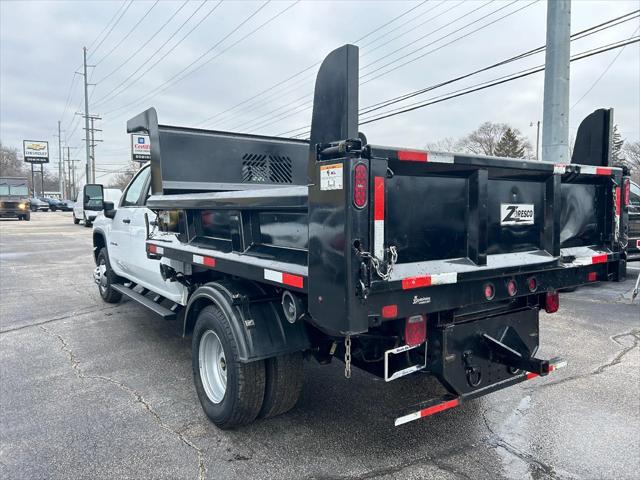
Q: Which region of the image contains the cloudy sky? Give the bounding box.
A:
[1,0,638,186]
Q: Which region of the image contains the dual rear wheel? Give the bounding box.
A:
[192,305,303,429]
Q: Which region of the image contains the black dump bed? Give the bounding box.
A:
[137,44,627,337]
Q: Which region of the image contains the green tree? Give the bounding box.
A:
[494,128,526,158]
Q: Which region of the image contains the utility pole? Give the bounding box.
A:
[541,0,571,163]
[84,115,103,184]
[66,146,72,199]
[82,47,92,183]
[57,120,65,195]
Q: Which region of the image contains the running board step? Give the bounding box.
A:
[112,284,177,320]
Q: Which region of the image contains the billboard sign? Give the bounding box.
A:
[23,140,49,163]
[131,134,151,162]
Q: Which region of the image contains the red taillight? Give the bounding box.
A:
[484,283,495,300]
[353,163,368,208]
[405,315,426,346]
[381,304,398,319]
[623,178,630,207]
[527,277,537,292]
[507,279,517,297]
[544,291,560,313]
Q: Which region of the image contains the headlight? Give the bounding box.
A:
[18,203,26,210]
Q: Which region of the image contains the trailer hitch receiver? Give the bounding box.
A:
[483,328,550,376]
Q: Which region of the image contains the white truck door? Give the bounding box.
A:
[109,168,149,278]
[127,177,185,303]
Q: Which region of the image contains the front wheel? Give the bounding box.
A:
[96,248,122,303]
[192,305,265,429]
[83,214,92,227]
[73,214,80,224]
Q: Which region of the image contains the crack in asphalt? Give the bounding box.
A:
[525,329,640,391]
[0,304,123,335]
[40,325,207,480]
[480,410,564,480]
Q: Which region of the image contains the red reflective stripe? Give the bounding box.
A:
[203,256,216,267]
[419,399,460,418]
[587,271,597,282]
[592,254,608,264]
[402,275,432,290]
[596,167,612,175]
[282,273,304,289]
[374,176,385,221]
[615,186,621,215]
[398,150,428,162]
[526,372,539,380]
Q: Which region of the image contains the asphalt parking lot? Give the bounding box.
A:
[1,212,638,480]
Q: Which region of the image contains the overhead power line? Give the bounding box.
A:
[87,0,128,52]
[103,1,300,118]
[93,0,218,107]
[193,0,446,129]
[94,0,191,85]
[88,0,133,60]
[285,35,639,139]
[94,0,160,66]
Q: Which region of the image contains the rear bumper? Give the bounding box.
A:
[395,358,567,426]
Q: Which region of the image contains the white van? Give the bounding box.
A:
[74,187,122,227]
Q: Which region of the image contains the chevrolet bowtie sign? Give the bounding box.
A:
[131,134,151,162]
[23,140,49,163]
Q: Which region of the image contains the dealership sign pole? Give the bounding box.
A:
[23,140,49,197]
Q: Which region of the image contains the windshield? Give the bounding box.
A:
[0,184,28,196]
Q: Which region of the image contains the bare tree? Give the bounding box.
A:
[106,163,139,190]
[621,140,640,183]
[425,137,461,152]
[457,122,531,157]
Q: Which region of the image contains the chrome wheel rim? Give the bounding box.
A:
[98,259,108,294]
[199,330,227,404]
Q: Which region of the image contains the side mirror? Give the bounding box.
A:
[103,201,116,219]
[83,184,104,211]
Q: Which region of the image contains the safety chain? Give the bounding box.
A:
[356,245,398,281]
[344,335,352,379]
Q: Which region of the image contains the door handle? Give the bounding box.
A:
[122,218,131,224]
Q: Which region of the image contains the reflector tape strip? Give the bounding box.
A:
[193,254,216,267]
[526,360,567,380]
[615,187,621,216]
[428,152,455,163]
[571,253,610,266]
[374,176,385,259]
[402,272,457,290]
[397,150,427,162]
[637,240,640,248]
[553,164,567,174]
[264,269,304,289]
[580,165,613,176]
[148,244,163,255]
[395,399,460,427]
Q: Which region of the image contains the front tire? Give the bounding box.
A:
[96,248,122,303]
[73,214,80,224]
[192,305,265,429]
[23,212,30,221]
[84,214,92,227]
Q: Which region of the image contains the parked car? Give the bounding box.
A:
[28,197,49,212]
[40,197,64,211]
[57,199,74,212]
[74,187,122,226]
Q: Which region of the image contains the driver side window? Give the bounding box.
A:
[121,168,150,207]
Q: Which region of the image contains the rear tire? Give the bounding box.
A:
[192,305,265,429]
[97,248,122,303]
[258,352,304,419]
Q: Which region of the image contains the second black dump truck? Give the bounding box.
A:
[90,45,630,428]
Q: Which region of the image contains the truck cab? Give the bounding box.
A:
[0,177,30,221]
